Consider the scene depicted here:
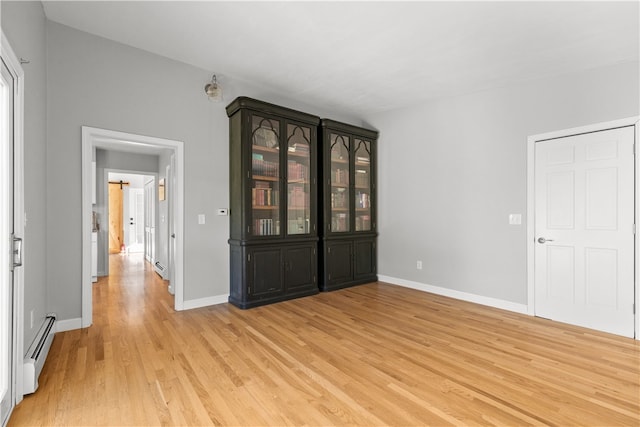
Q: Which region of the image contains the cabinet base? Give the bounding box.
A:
[229,288,319,309]
[319,275,378,292]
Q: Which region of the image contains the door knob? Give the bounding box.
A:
[538,237,554,244]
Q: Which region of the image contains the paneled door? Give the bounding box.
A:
[534,126,634,337]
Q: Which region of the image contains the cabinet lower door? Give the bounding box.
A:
[325,241,353,288]
[249,247,283,297]
[354,239,376,280]
[284,245,316,292]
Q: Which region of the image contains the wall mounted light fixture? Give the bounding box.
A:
[204,74,223,102]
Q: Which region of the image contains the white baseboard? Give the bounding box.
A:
[55,317,83,333]
[182,294,229,310]
[377,275,528,315]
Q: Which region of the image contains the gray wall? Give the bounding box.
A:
[45,21,359,321]
[367,60,640,305]
[1,1,48,348]
[95,149,159,275]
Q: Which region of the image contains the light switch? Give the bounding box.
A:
[509,214,522,225]
[198,214,206,225]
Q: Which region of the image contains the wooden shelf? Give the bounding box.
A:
[252,205,279,210]
[288,179,309,185]
[331,207,349,212]
[253,145,279,154]
[253,175,279,182]
[331,183,349,188]
[356,208,370,212]
[331,158,348,164]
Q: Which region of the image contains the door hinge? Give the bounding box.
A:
[328,247,331,254]
[313,275,316,283]
[248,253,251,262]
[247,171,250,178]
[313,248,316,255]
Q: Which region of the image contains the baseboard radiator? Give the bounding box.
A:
[154,261,166,278]
[23,314,56,394]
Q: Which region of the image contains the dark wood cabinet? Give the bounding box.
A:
[227,97,320,308]
[319,119,378,291]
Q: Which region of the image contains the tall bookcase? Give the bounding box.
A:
[319,119,378,291]
[227,97,320,308]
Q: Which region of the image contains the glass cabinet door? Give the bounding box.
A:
[286,124,312,235]
[330,133,350,232]
[354,139,372,232]
[250,115,280,236]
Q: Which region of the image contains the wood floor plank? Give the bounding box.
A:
[8,253,640,426]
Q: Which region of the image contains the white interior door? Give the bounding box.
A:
[128,188,144,253]
[534,126,635,337]
[0,56,16,426]
[144,178,155,263]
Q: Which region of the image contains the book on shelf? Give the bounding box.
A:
[331,168,348,184]
[253,218,280,236]
[252,158,278,177]
[355,214,371,231]
[288,160,309,180]
[252,183,279,207]
[355,191,370,208]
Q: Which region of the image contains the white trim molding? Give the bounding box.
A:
[182,294,229,310]
[2,30,26,406]
[527,116,640,340]
[55,318,83,333]
[81,126,185,328]
[378,276,528,315]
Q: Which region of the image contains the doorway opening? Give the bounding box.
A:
[107,172,155,258]
[82,127,185,329]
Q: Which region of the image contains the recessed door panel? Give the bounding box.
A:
[546,246,575,302]
[284,245,315,291]
[585,248,618,309]
[326,241,352,285]
[354,240,375,279]
[546,171,575,230]
[250,248,283,296]
[585,167,617,230]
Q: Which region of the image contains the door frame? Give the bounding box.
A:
[527,116,640,340]
[81,127,185,329]
[1,32,25,405]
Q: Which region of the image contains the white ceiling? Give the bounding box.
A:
[42,1,639,116]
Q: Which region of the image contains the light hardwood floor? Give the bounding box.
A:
[9,253,640,426]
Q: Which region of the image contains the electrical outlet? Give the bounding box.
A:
[30,309,34,329]
[417,260,423,270]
